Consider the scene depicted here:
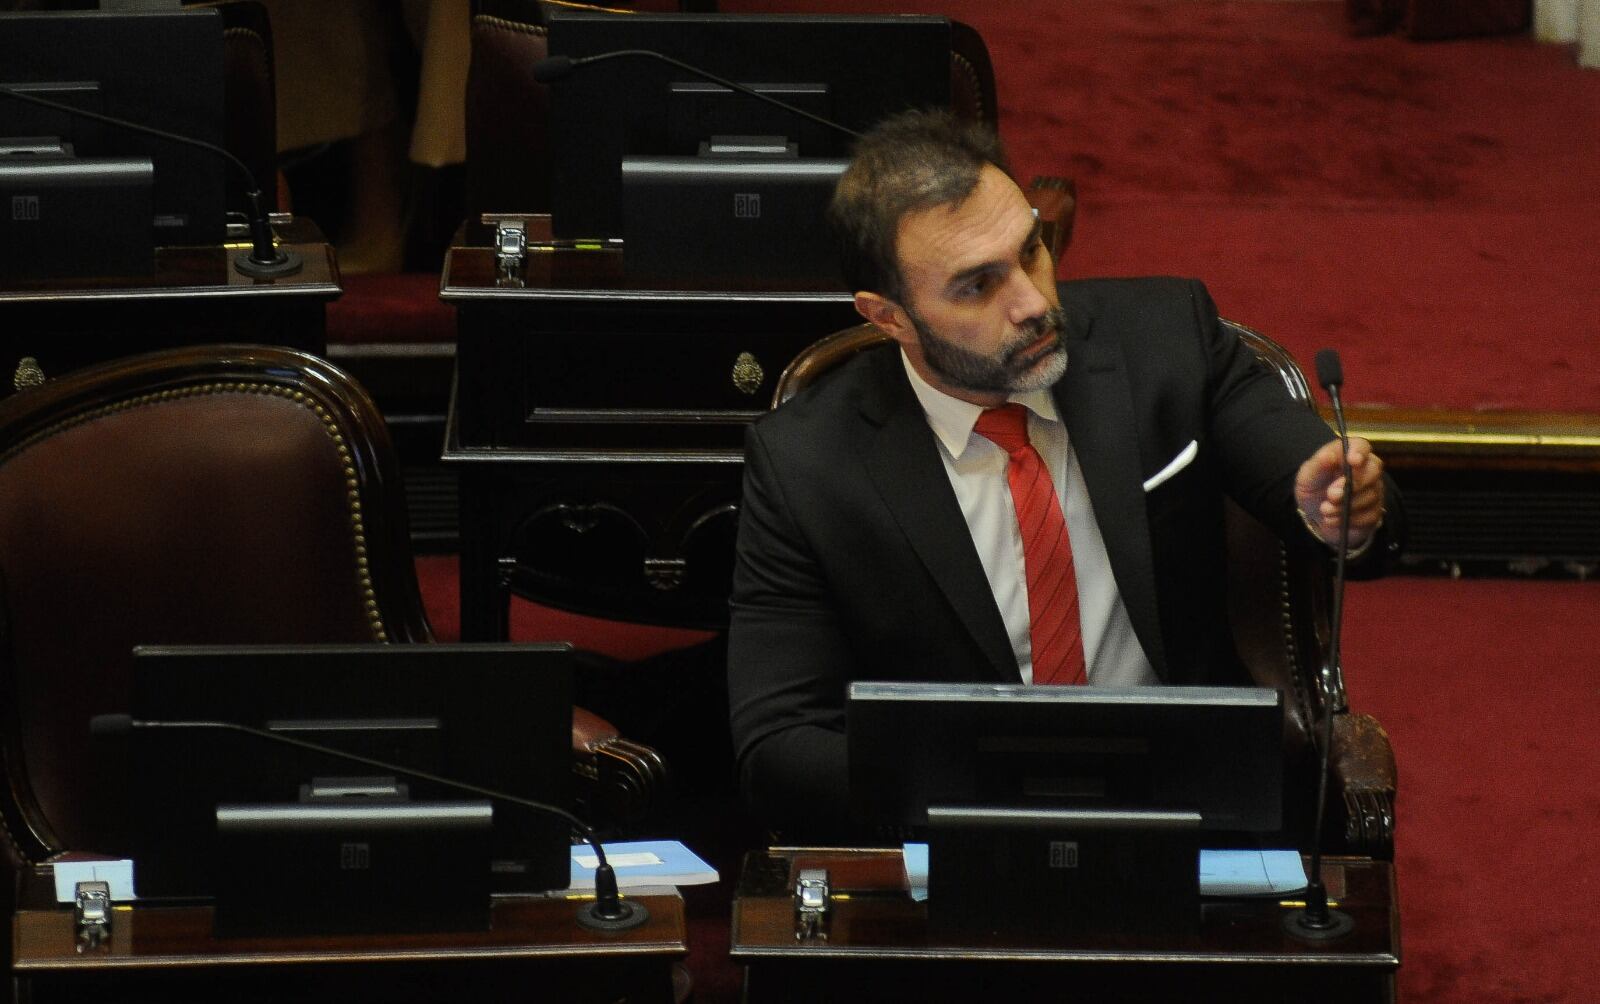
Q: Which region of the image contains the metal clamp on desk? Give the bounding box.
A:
[493,220,527,284]
[73,879,111,951]
[793,867,830,941]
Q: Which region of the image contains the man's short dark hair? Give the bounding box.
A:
[827,108,1010,302]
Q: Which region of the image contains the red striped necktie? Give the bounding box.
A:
[973,403,1087,685]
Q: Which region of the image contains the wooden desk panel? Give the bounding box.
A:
[0,217,339,399]
[441,231,857,632]
[732,849,1399,1003]
[13,868,685,1003]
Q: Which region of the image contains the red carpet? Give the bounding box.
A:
[1342,577,1599,1004]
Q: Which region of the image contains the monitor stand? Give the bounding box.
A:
[620,136,847,285]
[211,777,494,937]
[925,806,1202,937]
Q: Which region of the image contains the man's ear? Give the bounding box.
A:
[854,291,916,348]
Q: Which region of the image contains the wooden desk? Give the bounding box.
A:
[11,867,686,1004]
[731,848,1399,1003]
[441,221,857,635]
[0,216,339,400]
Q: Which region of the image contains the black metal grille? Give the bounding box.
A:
[1393,469,1600,568]
[403,466,459,552]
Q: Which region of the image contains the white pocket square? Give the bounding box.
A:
[1142,440,1198,492]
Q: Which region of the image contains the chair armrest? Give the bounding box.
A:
[1327,712,1397,859]
[1027,176,1077,260]
[571,706,669,832]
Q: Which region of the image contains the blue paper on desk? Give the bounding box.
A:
[901,845,1306,902]
[569,839,718,889]
[1199,849,1309,896]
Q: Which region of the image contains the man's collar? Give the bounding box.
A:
[900,351,1062,460]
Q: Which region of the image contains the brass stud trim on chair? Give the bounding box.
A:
[473,13,549,39]
[950,53,989,123]
[0,379,389,643]
[12,356,46,392]
[1275,545,1318,725]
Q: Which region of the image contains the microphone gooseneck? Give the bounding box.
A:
[1286,348,1356,941]
[532,48,863,142]
[94,715,648,932]
[0,83,301,278]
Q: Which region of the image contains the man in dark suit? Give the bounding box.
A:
[727,110,1394,835]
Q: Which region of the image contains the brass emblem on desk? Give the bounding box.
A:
[731,352,764,395]
[12,356,45,391]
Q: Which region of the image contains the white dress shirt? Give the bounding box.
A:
[902,353,1158,687]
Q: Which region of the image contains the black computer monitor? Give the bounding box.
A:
[119,644,573,932]
[0,9,227,251]
[545,11,951,283]
[848,683,1285,934]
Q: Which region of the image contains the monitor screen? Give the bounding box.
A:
[848,683,1284,835]
[0,9,227,248]
[545,11,952,242]
[120,643,574,901]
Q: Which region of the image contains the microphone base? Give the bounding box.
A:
[234,247,303,279]
[1283,906,1355,941]
[577,897,650,932]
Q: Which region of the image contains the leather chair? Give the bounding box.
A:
[947,19,1077,260]
[464,2,1077,258]
[0,345,665,891]
[211,0,280,215]
[771,323,1398,860]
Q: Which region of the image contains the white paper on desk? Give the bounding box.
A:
[902,845,1306,901]
[53,859,137,903]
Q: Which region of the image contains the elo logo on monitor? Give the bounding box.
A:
[11,195,39,222]
[734,192,761,219]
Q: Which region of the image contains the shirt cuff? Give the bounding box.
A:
[1300,506,1381,559]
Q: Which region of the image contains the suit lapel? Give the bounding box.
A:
[1054,306,1171,680]
[854,353,1019,682]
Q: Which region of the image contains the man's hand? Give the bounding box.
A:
[1294,436,1385,550]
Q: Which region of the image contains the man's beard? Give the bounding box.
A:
[910,305,1069,395]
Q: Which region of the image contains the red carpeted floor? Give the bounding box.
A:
[1339,576,1600,1004]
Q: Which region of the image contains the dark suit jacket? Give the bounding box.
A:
[727,277,1364,834]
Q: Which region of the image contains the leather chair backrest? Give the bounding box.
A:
[465,7,555,218]
[949,20,998,126]
[214,0,279,215]
[1214,321,1333,764]
[0,345,429,865]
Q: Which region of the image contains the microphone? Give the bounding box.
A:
[89,713,648,932]
[0,83,302,279]
[532,48,862,142]
[1314,348,1343,396]
[1285,347,1356,941]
